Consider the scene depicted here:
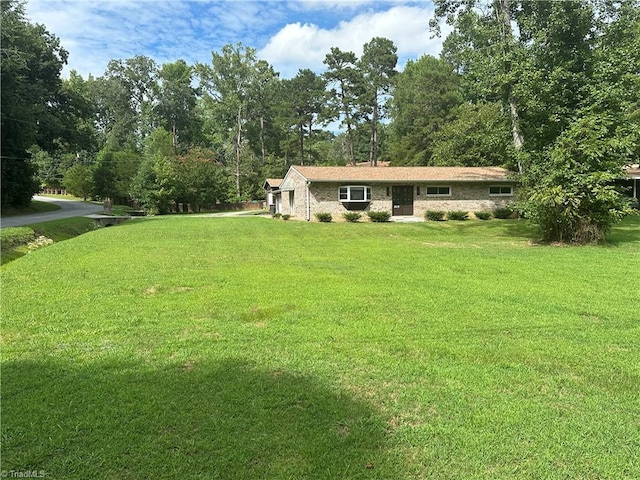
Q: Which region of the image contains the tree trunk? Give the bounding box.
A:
[346,123,356,166]
[496,0,525,173]
[260,115,266,164]
[299,121,305,165]
[235,105,242,199]
[172,123,178,155]
[369,101,378,166]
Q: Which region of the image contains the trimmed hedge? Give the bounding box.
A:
[448,210,469,221]
[493,207,514,219]
[425,210,446,221]
[367,211,391,222]
[474,211,492,220]
[315,212,332,223]
[343,212,362,223]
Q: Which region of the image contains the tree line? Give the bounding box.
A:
[2,0,638,242]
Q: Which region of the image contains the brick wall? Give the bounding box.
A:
[305,182,515,221]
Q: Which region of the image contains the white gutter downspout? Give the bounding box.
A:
[306,181,311,221]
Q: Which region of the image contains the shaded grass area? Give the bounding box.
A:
[0,217,97,265]
[2,215,639,479]
[0,200,60,217]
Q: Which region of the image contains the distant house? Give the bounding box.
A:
[621,165,640,206]
[263,178,282,214]
[269,165,517,221]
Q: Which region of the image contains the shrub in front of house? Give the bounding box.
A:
[343,212,362,223]
[315,212,332,223]
[493,207,514,219]
[282,214,291,221]
[272,212,282,219]
[474,211,492,220]
[425,210,446,221]
[448,210,469,221]
[367,210,391,222]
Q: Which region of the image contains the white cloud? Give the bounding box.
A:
[23,0,447,80]
[259,5,447,78]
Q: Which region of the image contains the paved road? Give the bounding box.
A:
[0,196,103,228]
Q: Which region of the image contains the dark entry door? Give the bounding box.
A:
[392,186,414,216]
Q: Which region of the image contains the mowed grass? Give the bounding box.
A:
[1,216,639,479]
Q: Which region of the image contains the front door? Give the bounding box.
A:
[392,185,414,216]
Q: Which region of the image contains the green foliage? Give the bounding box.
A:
[430,102,513,168]
[366,210,391,222]
[493,207,514,219]
[342,212,362,222]
[281,214,291,221]
[314,212,332,223]
[432,0,640,242]
[447,210,469,221]
[358,37,398,165]
[0,0,68,207]
[155,60,202,150]
[63,164,94,200]
[174,147,228,212]
[272,212,282,219]
[425,210,446,221]
[474,211,492,220]
[519,115,633,244]
[323,47,362,165]
[130,155,176,215]
[280,69,327,164]
[389,55,462,165]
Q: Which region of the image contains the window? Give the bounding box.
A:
[339,186,371,202]
[426,186,451,196]
[489,186,513,196]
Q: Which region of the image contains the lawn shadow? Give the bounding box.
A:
[603,214,640,246]
[2,358,396,479]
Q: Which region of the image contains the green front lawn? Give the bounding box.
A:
[2,216,638,479]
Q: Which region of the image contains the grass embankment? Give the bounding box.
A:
[0,200,60,217]
[1,216,639,479]
[0,217,97,265]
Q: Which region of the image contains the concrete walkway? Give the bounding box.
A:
[0,196,103,228]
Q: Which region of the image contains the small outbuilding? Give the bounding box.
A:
[270,165,517,221]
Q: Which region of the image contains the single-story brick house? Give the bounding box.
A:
[269,165,518,221]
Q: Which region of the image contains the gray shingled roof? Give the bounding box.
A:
[291,165,515,182]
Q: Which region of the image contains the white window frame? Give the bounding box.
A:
[339,185,372,202]
[489,185,513,196]
[425,186,451,197]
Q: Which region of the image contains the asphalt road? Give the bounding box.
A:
[0,196,103,228]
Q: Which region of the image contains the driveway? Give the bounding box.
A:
[0,196,103,228]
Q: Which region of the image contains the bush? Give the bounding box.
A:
[366,211,391,222]
[272,213,282,219]
[448,210,469,221]
[493,207,514,219]
[425,210,446,221]
[474,211,492,220]
[343,212,362,223]
[281,214,291,221]
[315,212,332,223]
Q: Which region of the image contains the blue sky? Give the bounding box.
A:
[25,0,449,79]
